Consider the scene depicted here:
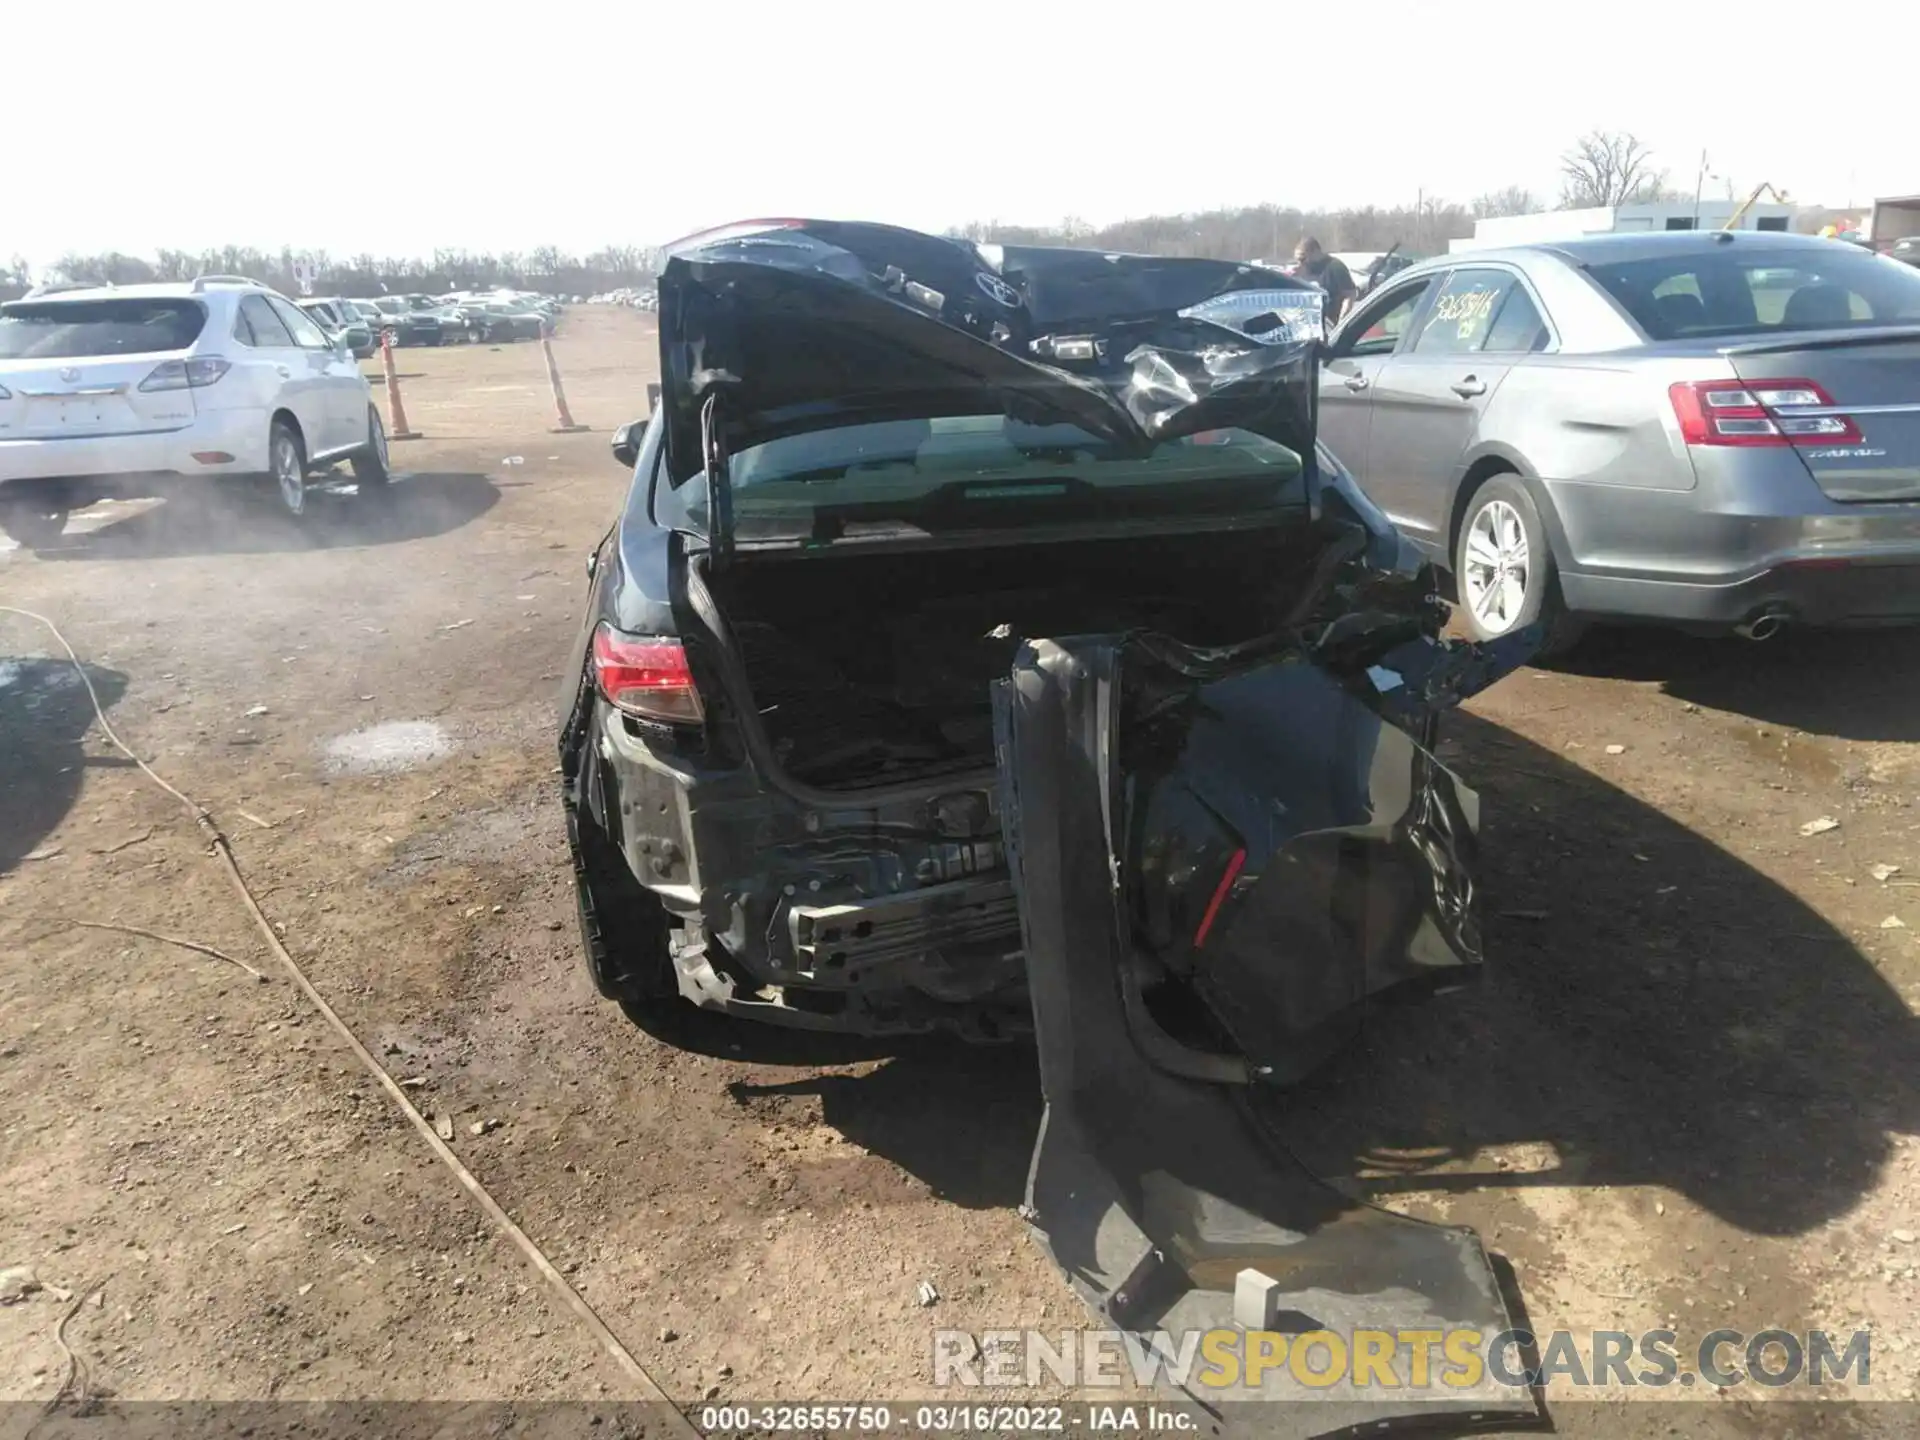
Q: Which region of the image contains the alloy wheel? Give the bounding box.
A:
[1462,498,1530,635]
[274,431,306,516]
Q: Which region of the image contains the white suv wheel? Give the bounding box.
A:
[272,425,306,516]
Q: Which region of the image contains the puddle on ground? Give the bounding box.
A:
[1730,721,1843,784]
[322,719,455,775]
[379,791,560,885]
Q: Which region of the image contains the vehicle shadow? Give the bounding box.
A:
[1552,624,1920,743]
[1266,707,1920,1237]
[0,657,129,874]
[38,471,499,560]
[627,704,1915,1237]
[623,999,1042,1210]
[722,1042,1042,1211]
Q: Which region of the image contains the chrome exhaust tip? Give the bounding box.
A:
[1735,610,1790,642]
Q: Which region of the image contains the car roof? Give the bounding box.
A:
[11,280,264,302]
[1413,229,1846,275]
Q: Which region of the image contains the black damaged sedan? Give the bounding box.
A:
[555,220,1546,1427]
[559,215,1533,1040]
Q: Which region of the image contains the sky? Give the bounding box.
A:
[9,0,1910,270]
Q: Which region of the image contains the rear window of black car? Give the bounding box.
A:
[1588,247,1920,340]
[0,298,207,358]
[678,415,1307,544]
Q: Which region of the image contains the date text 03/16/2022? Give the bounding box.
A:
[697,1404,1196,1433]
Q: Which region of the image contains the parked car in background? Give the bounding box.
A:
[1359,248,1421,295]
[344,300,386,337]
[396,294,480,343]
[0,276,388,545]
[297,297,376,358]
[1319,231,1920,651]
[1889,237,1920,269]
[466,299,548,342]
[356,296,444,347]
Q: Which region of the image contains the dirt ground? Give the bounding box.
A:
[3,305,1918,1436]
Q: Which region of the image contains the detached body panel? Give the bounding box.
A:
[995,636,1536,1433]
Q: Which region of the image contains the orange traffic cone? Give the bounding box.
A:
[542,334,588,434]
[381,331,421,440]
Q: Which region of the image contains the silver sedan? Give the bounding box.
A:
[1318,230,1920,652]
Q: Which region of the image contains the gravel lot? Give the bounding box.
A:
[3,305,1917,1435]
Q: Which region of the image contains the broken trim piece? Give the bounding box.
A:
[995,637,1539,1437]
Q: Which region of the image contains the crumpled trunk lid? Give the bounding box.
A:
[653,219,1326,556]
[993,625,1540,1436]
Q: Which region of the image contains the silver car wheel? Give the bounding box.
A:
[1462,498,1530,634]
[274,430,306,516]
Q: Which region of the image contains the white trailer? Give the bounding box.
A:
[1869,195,1920,245]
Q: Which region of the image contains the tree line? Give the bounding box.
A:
[0,245,657,303]
[1,135,1812,304]
[949,132,1790,260]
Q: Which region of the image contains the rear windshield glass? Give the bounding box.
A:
[682,416,1306,543]
[0,298,207,359]
[1588,247,1920,341]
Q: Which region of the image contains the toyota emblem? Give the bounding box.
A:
[974,271,1020,309]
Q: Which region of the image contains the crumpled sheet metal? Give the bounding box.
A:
[656,220,1326,485]
[994,637,1539,1438]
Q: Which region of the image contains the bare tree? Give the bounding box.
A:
[1559,131,1667,208]
[1472,185,1540,219]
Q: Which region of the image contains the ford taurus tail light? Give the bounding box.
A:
[1669,378,1862,447]
[138,357,231,392]
[591,624,704,725]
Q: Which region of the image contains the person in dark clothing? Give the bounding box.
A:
[1293,237,1356,327]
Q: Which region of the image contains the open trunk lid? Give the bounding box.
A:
[654,219,1327,559]
[1724,329,1920,503]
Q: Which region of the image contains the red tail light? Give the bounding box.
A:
[590,624,704,725]
[138,357,230,392]
[1669,378,1863,447]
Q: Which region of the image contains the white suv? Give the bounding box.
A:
[0,275,388,547]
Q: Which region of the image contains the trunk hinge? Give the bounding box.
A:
[700,392,733,571]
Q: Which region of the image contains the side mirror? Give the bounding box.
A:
[610,419,643,470]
